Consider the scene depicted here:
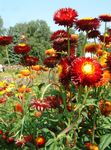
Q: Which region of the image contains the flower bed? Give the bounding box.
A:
[0,8,111,150]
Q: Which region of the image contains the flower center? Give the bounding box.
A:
[82,63,94,74]
[18,43,26,46]
[58,65,63,75]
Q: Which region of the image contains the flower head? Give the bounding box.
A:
[51,30,78,53]
[76,18,100,31]
[45,48,56,56]
[71,57,103,86]
[87,30,100,38]
[106,53,111,70]
[99,100,111,116]
[58,56,76,87]
[23,55,39,66]
[99,34,111,45]
[95,70,110,87]
[14,43,31,54]
[99,14,111,22]
[84,43,100,53]
[43,56,58,68]
[0,36,13,46]
[53,8,78,27]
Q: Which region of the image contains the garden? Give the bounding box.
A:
[0,7,111,150]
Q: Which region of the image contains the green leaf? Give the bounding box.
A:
[99,134,111,150]
[45,139,54,147]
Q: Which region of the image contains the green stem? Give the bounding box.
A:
[67,26,70,56]
[92,115,96,144]
[82,32,88,56]
[102,22,107,50]
[41,83,52,100]
[5,45,10,66]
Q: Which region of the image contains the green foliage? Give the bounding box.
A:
[8,20,52,64]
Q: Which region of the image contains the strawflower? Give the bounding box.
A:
[14,43,31,54]
[0,36,13,46]
[53,8,78,27]
[71,57,103,86]
[76,18,100,31]
[84,43,100,53]
[99,14,111,22]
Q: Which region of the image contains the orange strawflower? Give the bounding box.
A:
[95,70,111,87]
[45,48,56,56]
[19,69,30,76]
[14,103,23,113]
[31,65,42,71]
[18,85,31,93]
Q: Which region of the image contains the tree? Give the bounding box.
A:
[8,20,52,64]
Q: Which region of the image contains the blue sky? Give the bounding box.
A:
[0,0,111,31]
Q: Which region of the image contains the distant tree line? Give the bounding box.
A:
[0,16,85,64]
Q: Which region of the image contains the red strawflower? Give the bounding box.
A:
[50,30,68,41]
[87,30,100,38]
[108,28,111,36]
[23,55,39,66]
[58,56,76,87]
[0,36,13,46]
[99,14,111,22]
[84,43,100,53]
[14,43,31,54]
[30,96,62,111]
[43,56,58,68]
[51,30,78,53]
[71,57,103,86]
[53,8,78,27]
[76,18,100,31]
[99,34,111,45]
[106,54,111,70]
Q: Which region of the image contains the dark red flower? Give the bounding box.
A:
[30,96,62,111]
[0,36,13,46]
[76,18,100,31]
[50,30,68,41]
[51,30,78,53]
[99,14,111,22]
[58,56,76,87]
[71,57,103,86]
[24,135,33,143]
[106,54,111,70]
[87,30,100,38]
[54,8,78,27]
[23,55,39,66]
[99,34,111,45]
[43,56,58,68]
[84,43,100,53]
[14,43,31,54]
[108,28,111,36]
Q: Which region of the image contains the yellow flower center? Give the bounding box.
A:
[18,43,26,46]
[58,65,63,75]
[82,63,94,75]
[82,17,93,20]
